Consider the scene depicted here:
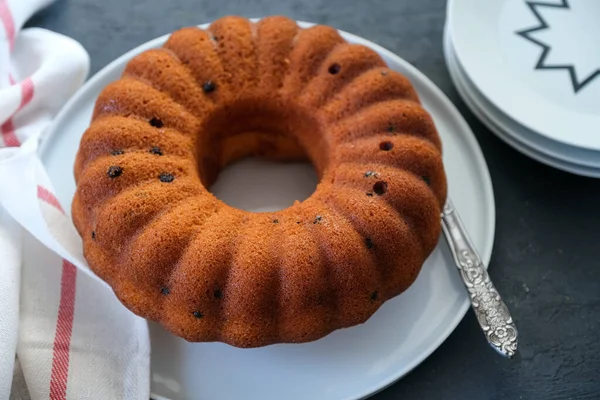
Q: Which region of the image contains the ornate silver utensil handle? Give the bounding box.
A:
[441,199,518,358]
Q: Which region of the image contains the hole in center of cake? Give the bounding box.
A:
[199,97,324,212]
[210,158,318,212]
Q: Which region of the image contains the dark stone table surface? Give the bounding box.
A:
[29,0,600,399]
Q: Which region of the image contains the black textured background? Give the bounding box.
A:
[28,0,600,399]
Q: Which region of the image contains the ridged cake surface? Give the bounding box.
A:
[73,16,447,347]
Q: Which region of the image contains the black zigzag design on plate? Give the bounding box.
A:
[516,0,600,93]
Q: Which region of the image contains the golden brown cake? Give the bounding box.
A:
[72,16,447,348]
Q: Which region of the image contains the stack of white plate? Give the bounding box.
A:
[445,0,600,177]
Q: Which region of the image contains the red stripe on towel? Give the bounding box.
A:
[49,260,77,400]
[1,78,35,147]
[37,185,65,214]
[0,0,15,50]
[0,119,19,147]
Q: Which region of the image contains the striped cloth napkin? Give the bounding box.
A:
[0,0,151,398]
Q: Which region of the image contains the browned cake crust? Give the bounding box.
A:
[72,16,447,348]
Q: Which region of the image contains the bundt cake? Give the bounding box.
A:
[72,16,447,348]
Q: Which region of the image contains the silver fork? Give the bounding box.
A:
[441,199,518,358]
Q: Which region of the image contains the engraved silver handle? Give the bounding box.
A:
[441,198,518,358]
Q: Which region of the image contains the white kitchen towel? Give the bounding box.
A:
[0,0,151,399]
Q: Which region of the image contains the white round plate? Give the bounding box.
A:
[444,25,600,178]
[448,0,600,151]
[445,21,600,169]
[40,21,495,400]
